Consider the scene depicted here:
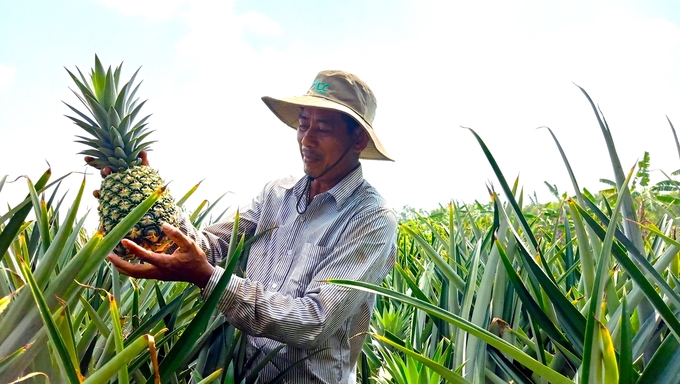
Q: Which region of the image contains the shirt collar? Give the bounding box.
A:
[326,165,364,208]
[291,165,364,209]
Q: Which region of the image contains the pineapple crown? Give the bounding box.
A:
[64,54,155,172]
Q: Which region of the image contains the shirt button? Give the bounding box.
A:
[271,283,278,289]
[287,250,292,255]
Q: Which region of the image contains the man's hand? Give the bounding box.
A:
[107,223,215,288]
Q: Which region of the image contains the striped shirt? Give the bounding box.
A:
[187,166,397,383]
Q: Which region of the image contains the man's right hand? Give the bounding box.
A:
[107,223,215,289]
[85,150,149,197]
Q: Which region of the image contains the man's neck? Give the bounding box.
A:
[308,163,360,201]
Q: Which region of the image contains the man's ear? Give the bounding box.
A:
[353,129,369,153]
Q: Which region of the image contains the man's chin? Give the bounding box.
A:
[303,167,325,180]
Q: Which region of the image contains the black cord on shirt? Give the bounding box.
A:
[296,144,356,215]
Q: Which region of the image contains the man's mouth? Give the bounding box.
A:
[301,149,321,163]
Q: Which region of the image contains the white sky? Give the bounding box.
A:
[1,0,680,228]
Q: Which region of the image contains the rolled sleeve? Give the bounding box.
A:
[200,266,242,310]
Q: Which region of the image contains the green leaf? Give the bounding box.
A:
[372,333,470,384]
[195,193,230,228]
[399,224,465,291]
[327,279,573,384]
[574,202,680,341]
[82,333,161,384]
[667,116,680,162]
[17,255,81,383]
[496,238,580,359]
[581,164,633,384]
[618,297,634,384]
[487,347,534,384]
[153,212,245,384]
[0,169,51,254]
[197,368,223,384]
[0,343,31,376]
[636,334,680,383]
[599,321,618,383]
[176,179,204,207]
[108,291,129,384]
[102,66,117,111]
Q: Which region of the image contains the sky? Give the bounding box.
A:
[1,0,680,228]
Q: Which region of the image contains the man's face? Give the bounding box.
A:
[297,107,357,179]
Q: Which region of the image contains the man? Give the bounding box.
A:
[108,70,397,383]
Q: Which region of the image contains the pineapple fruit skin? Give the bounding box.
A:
[99,166,180,257]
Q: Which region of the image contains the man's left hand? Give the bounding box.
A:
[107,223,215,288]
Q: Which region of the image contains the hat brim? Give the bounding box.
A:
[261,95,394,161]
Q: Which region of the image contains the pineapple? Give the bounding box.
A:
[64,55,180,257]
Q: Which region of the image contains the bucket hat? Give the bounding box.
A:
[261,70,393,161]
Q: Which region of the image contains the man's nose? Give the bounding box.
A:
[300,126,318,146]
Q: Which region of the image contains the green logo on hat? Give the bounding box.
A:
[311,81,329,94]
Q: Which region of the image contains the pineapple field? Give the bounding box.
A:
[2,59,680,384]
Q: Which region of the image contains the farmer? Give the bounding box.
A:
[107,70,397,383]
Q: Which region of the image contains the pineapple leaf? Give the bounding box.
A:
[126,81,143,110]
[125,151,140,164]
[107,107,122,132]
[64,68,95,100]
[127,97,140,114]
[128,115,151,136]
[74,138,101,149]
[129,130,154,148]
[102,66,117,112]
[113,82,128,117]
[85,93,110,130]
[130,124,152,139]
[127,100,148,127]
[68,87,96,116]
[114,66,141,117]
[63,101,98,129]
[118,114,132,138]
[619,298,635,384]
[113,62,122,90]
[116,158,129,169]
[67,117,109,144]
[85,159,112,169]
[80,148,115,159]
[93,55,107,101]
[114,147,127,159]
[130,141,157,157]
[109,126,126,149]
[496,238,581,358]
[18,257,83,384]
[75,66,92,92]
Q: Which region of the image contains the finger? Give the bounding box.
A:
[121,239,164,265]
[107,254,161,279]
[139,150,149,166]
[100,166,112,178]
[161,223,195,250]
[93,190,100,199]
[84,156,96,164]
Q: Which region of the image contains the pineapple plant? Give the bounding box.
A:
[63,55,180,257]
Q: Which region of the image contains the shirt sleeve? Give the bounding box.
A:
[201,205,398,349]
